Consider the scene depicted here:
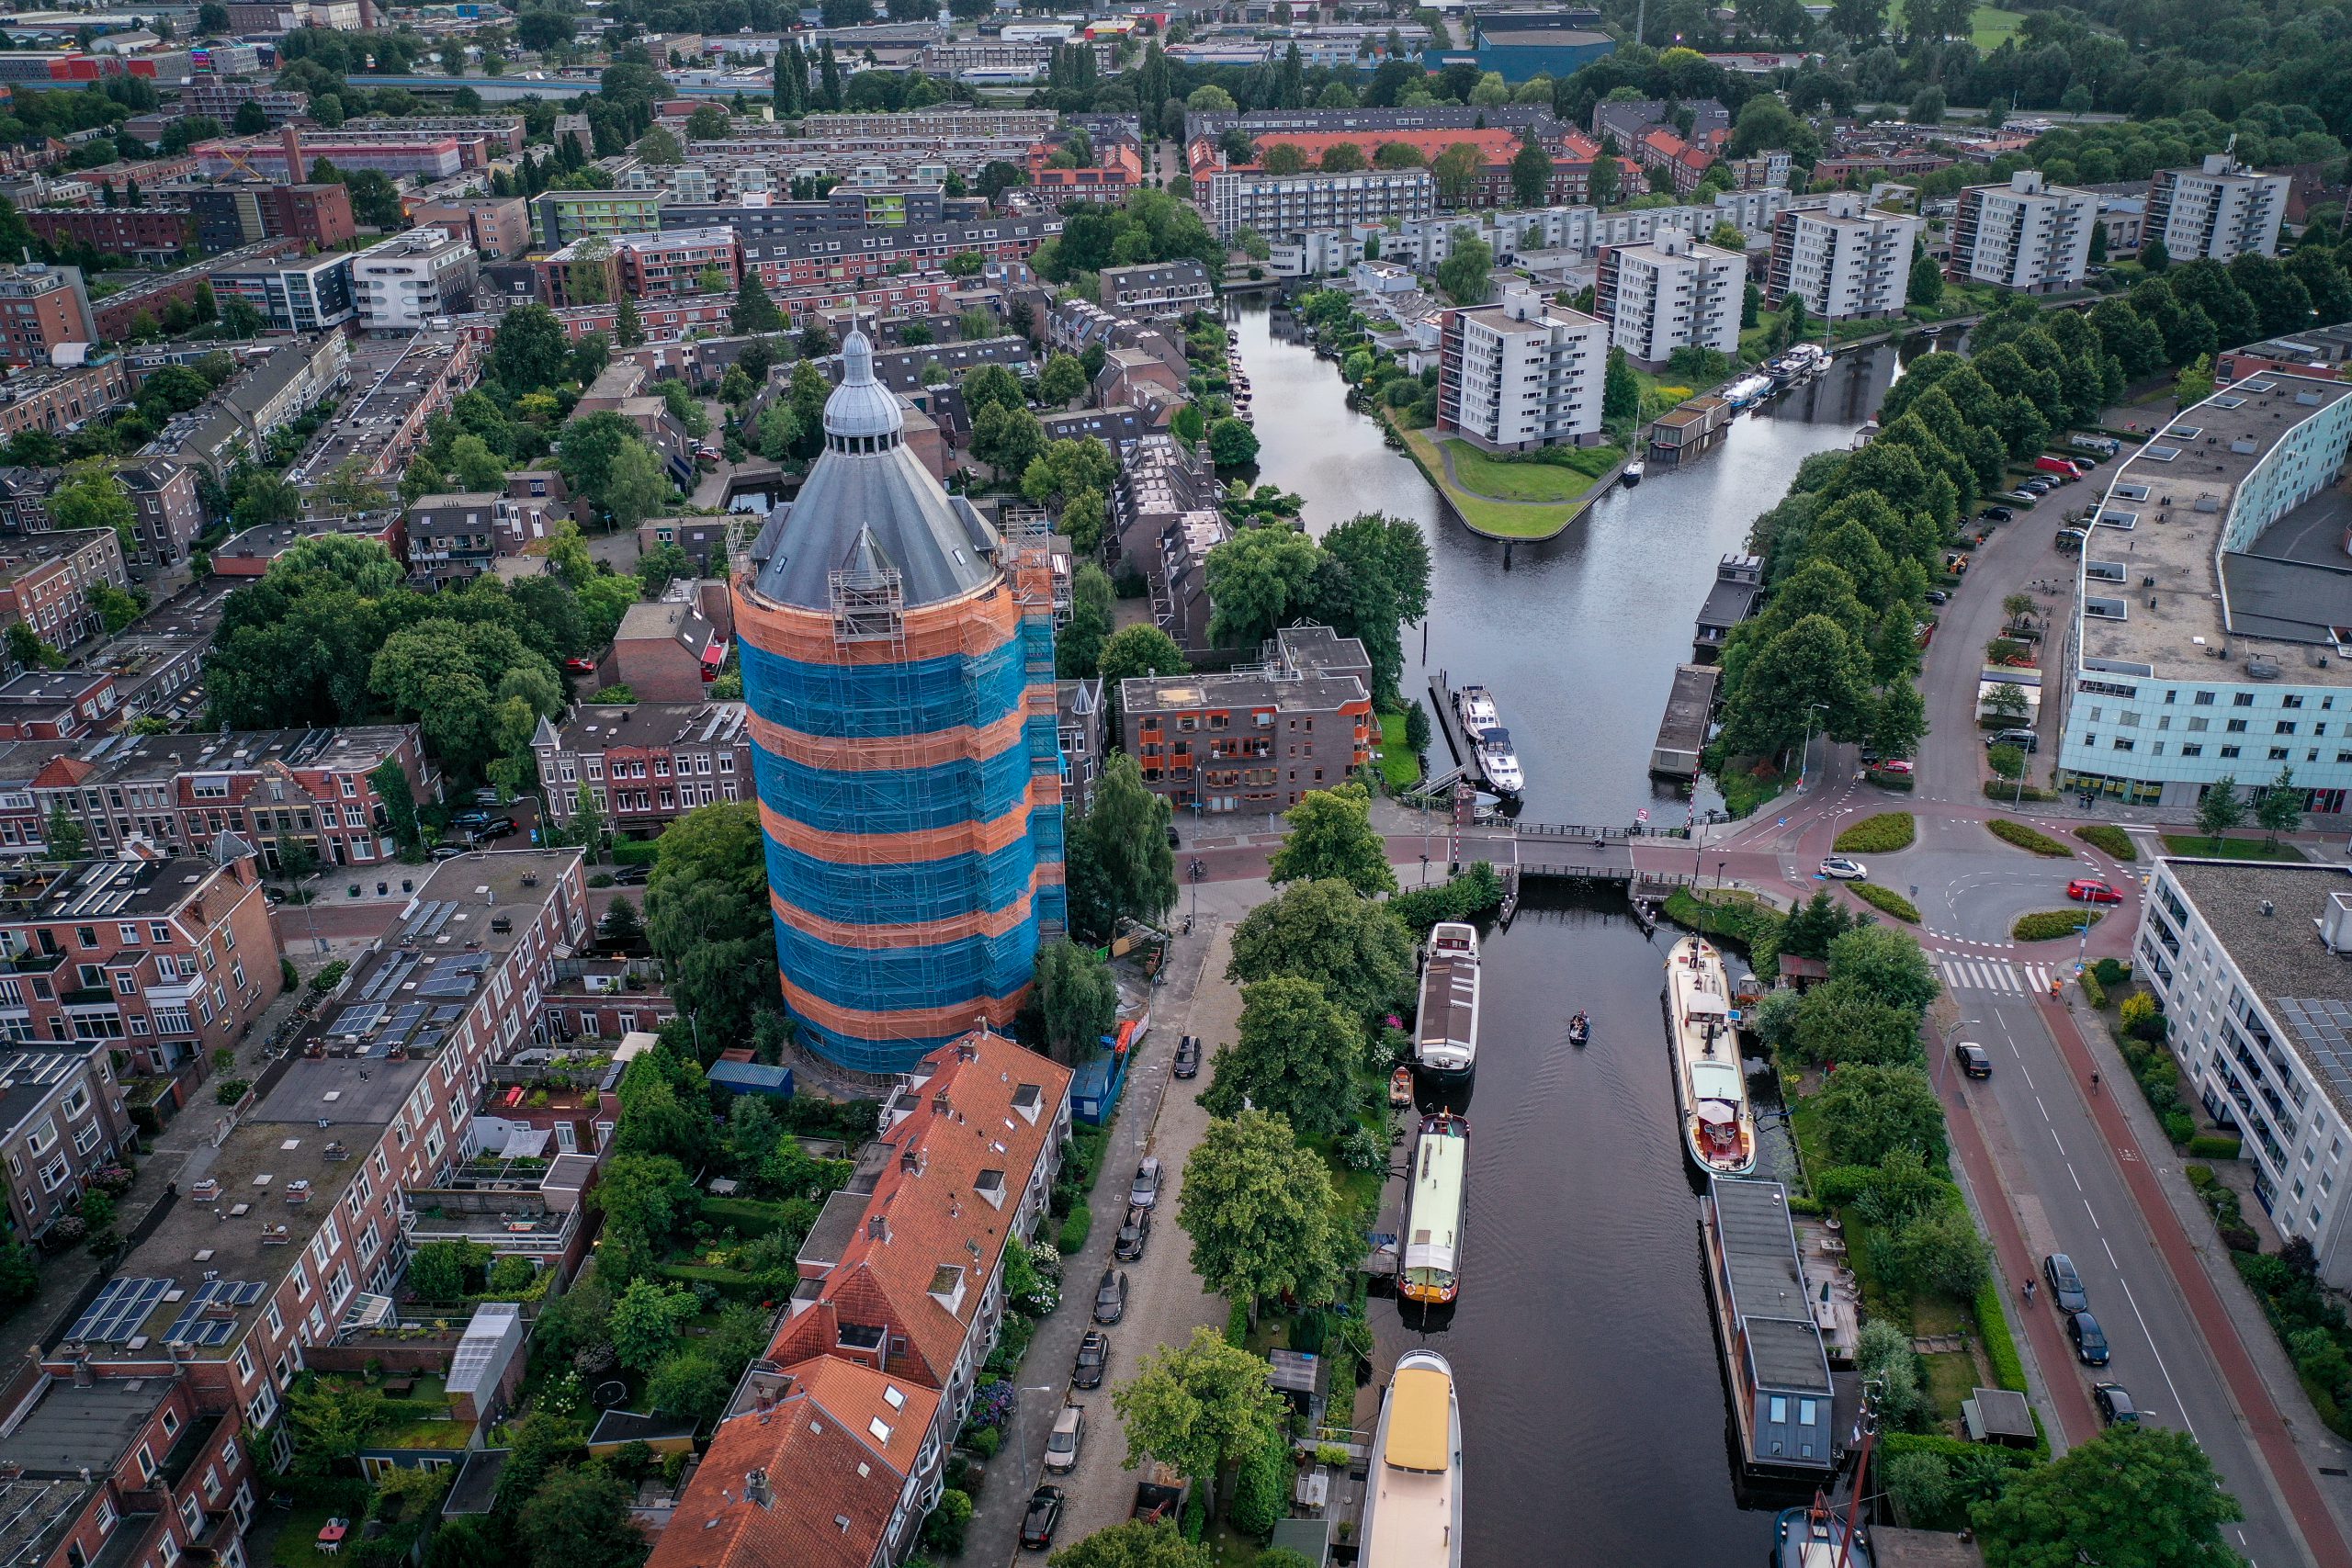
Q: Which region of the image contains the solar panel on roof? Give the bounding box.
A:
[331,1003,387,1038]
[2280,998,2352,1097]
[71,1275,170,1344]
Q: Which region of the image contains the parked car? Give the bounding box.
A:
[469,817,518,841]
[2042,1253,2089,1314]
[1020,1487,1066,1551]
[1872,758,1914,775]
[1955,1042,1993,1078]
[430,845,469,861]
[1925,589,1949,605]
[1986,729,2040,754]
[2055,527,2087,553]
[608,864,651,886]
[2035,455,2084,479]
[1173,1035,1201,1078]
[1819,856,1868,881]
[1128,1157,1162,1210]
[563,656,599,672]
[1092,1269,1128,1325]
[450,809,492,829]
[264,886,288,906]
[2069,878,2123,905]
[2093,1382,2139,1427]
[1164,824,1181,849]
[2068,1310,2110,1366]
[1072,1330,1110,1390]
[1982,506,2015,522]
[1115,1206,1151,1262]
[1045,1406,1086,1473]
[469,787,502,806]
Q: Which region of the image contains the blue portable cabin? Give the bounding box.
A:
[707,1060,797,1100]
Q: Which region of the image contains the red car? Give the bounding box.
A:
[1873,758,1915,775]
[2068,878,2123,904]
[563,656,599,672]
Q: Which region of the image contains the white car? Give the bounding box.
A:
[1820,856,1868,881]
[1045,1405,1085,1472]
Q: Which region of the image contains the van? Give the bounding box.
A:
[2070,434,2120,457]
[1987,728,2039,753]
[2035,456,2084,479]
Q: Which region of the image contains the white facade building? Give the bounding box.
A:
[1595,229,1745,368]
[2147,153,2290,263]
[1950,169,2098,293]
[1438,287,1606,452]
[350,226,480,333]
[1767,193,1918,320]
[2135,859,2352,1280]
[1201,165,1433,241]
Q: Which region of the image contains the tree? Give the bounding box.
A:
[1789,978,1925,1067]
[345,169,402,228]
[370,755,420,852]
[49,468,137,557]
[1909,251,1945,309]
[40,803,85,861]
[2256,766,2302,847]
[730,271,782,334]
[1206,418,1259,468]
[408,1238,486,1301]
[1204,979,1363,1139]
[1269,784,1395,894]
[1828,923,1941,1013]
[1058,561,1114,679]
[2175,351,2215,406]
[608,1276,697,1371]
[1319,141,1367,172]
[2197,773,2245,848]
[1070,754,1177,932]
[592,1151,695,1251]
[1510,136,1554,207]
[1984,682,2030,725]
[1974,1426,2243,1568]
[1431,141,1482,208]
[1895,1199,1989,1299]
[1112,1325,1289,1485]
[605,440,670,530]
[1038,352,1089,407]
[286,1379,386,1476]
[973,400,1046,477]
[1178,1108,1349,1308]
[1602,345,1641,422]
[1046,1520,1211,1568]
[1435,231,1493,306]
[1260,142,1307,175]
[514,1464,650,1568]
[1035,937,1119,1063]
[1870,678,1928,760]
[1204,525,1317,647]
[1815,1064,1946,1167]
[491,303,571,393]
[1227,878,1414,1025]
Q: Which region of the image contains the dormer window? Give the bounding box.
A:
[974,1169,1006,1208]
[928,1264,966,1312]
[1011,1084,1042,1123]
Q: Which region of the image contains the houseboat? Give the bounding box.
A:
[1453,683,1500,737]
[1702,1176,1838,1476]
[1473,727,1522,796]
[1725,373,1776,408]
[1399,1112,1468,1305]
[1413,922,1480,1078]
[1775,1495,1874,1568]
[1361,1350,1462,1568]
[1664,935,1756,1176]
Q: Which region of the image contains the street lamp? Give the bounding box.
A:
[1935,1016,1981,1090]
[1187,858,1205,932]
[1797,702,1830,793]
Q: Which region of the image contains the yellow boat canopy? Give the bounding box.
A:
[1383,1366,1452,1472]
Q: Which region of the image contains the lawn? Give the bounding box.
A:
[273,1506,343,1568]
[1377,710,1421,791]
[2159,834,2307,862]
[1892,0,2025,49]
[1439,439,1602,503]
[1397,423,1593,538]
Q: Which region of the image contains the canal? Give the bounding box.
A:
[1224,298,1948,1565]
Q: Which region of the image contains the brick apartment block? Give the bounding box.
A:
[0,527,129,656]
[0,1035,135,1238]
[0,357,131,440]
[534,701,748,836]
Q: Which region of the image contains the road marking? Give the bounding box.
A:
[2067,1161,2083,1191]
[2085,1198,2102,1231]
[2037,1096,2050,1121]
[2113,1269,2199,1446]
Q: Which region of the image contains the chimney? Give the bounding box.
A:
[281,125,304,185]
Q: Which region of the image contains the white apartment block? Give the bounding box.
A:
[1438,287,1606,453]
[1202,165,1433,241]
[1768,193,1918,320]
[2135,859,2352,1281]
[1595,230,1745,368]
[2147,152,2290,263]
[1713,185,1792,234]
[350,226,480,333]
[1950,169,2097,294]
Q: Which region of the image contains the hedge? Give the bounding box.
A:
[1986,818,2072,856]
[609,838,662,865]
[2013,908,2100,942]
[2188,1134,2244,1160]
[700,1196,797,1237]
[1057,1207,1091,1253]
[1973,1277,2029,1396]
[1834,812,1917,854]
[1660,886,1782,959]
[1866,769,1917,792]
[2074,824,2136,861]
[658,1261,763,1299]
[1849,882,1921,923]
[1984,779,2059,802]
[2078,967,2108,1008]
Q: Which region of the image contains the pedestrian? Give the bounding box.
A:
[2023,1278,2036,1303]
[2090,1069,2100,1095]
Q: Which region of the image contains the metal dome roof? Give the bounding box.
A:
[822,329,904,441]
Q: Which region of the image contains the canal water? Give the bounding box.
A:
[1224,299,1949,1565]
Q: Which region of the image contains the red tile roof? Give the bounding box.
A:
[645,1357,939,1568]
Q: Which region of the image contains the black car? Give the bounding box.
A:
[1955,1042,1993,1079]
[1092,1268,1128,1325]
[450,809,492,829]
[607,864,651,886]
[2068,1310,2110,1366]
[2093,1382,2139,1427]
[470,817,518,841]
[1072,1329,1109,1390]
[1925,589,1949,605]
[1173,1034,1201,1079]
[1115,1206,1151,1262]
[1020,1487,1066,1551]
[1982,506,2015,522]
[1165,824,1181,849]
[2042,1253,2089,1314]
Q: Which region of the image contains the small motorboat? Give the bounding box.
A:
[1567,1011,1589,1047]
[1389,1066,1416,1106]
[1620,460,1644,488]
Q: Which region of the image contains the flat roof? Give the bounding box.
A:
[1121,669,1366,716]
[2163,860,2352,1120]
[4,1376,159,1472]
[2075,373,2352,685]
[1713,1178,1831,1392]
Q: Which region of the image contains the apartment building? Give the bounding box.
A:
[0,1370,263,1568]
[1120,626,1374,815]
[1099,259,1213,316]
[613,227,741,299]
[0,356,131,440]
[533,189,667,248]
[732,214,1054,292]
[404,491,564,585]
[0,528,129,655]
[661,1031,1072,1568]
[532,701,750,835]
[600,594,729,703]
[404,195,531,262]
[0,1036,134,1238]
[24,206,193,262]
[0,852,276,1077]
[1437,287,1607,453]
[1198,163,1434,242]
[0,263,97,367]
[1595,229,1745,369]
[288,331,474,488]
[2056,372,2352,811]
[1949,170,2097,294]
[1767,193,1919,320]
[2134,860,2352,1280]
[350,227,479,333]
[2147,152,2290,263]
[38,851,592,1476]
[117,457,205,565]
[1112,434,1226,658]
[192,135,466,182]
[1058,676,1104,813]
[209,253,356,334]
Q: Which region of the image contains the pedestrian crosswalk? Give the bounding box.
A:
[1938,956,2064,996]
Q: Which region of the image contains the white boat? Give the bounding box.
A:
[1474,727,1522,795]
[1399,1112,1468,1305]
[1784,343,1829,374]
[1621,459,1645,487]
[1361,1350,1462,1568]
[1726,374,1775,408]
[1453,683,1499,737]
[1664,936,1757,1176]
[1413,922,1479,1077]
